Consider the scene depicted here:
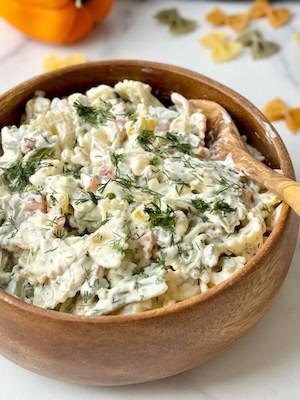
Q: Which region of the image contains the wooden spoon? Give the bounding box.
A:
[190,99,300,217]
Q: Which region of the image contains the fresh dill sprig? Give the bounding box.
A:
[164,132,191,154]
[140,187,163,199]
[73,100,115,125]
[216,176,243,194]
[62,164,81,179]
[93,213,112,233]
[111,153,123,169]
[115,175,136,189]
[5,216,18,238]
[50,194,58,205]
[125,108,135,117]
[98,179,111,194]
[136,130,155,150]
[112,239,127,254]
[53,228,67,239]
[4,148,50,192]
[74,198,89,205]
[74,192,101,205]
[191,199,211,213]
[123,193,134,204]
[212,200,236,215]
[262,204,270,213]
[45,247,58,254]
[88,192,101,205]
[144,202,176,231]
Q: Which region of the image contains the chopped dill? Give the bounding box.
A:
[45,247,58,254]
[165,132,191,154]
[111,153,123,169]
[112,239,127,254]
[134,280,140,290]
[140,187,162,198]
[144,202,176,231]
[73,100,115,125]
[125,108,135,117]
[115,175,135,189]
[50,194,58,205]
[212,200,236,215]
[4,148,50,192]
[262,204,270,213]
[5,216,18,238]
[74,197,89,205]
[123,193,134,204]
[98,179,111,194]
[136,130,155,151]
[191,199,211,213]
[62,164,81,179]
[150,155,160,166]
[216,176,243,194]
[88,192,101,205]
[53,228,67,239]
[94,213,112,230]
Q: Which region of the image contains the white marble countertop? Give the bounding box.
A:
[0,1,299,399]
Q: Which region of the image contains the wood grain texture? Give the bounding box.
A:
[0,61,298,386]
[191,99,300,217]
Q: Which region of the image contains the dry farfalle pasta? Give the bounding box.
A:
[264,98,300,133]
[206,7,249,32]
[295,34,300,45]
[267,8,292,29]
[206,0,292,31]
[43,53,87,72]
[199,33,241,62]
[237,30,280,60]
[249,0,270,19]
[205,8,226,26]
[154,8,198,34]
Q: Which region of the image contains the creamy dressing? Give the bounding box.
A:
[0,80,280,316]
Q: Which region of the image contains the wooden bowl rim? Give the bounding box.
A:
[0,60,295,323]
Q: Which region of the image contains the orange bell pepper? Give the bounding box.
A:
[0,0,113,44]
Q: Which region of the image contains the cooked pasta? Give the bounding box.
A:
[0,80,280,315]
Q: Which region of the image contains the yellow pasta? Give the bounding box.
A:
[294,33,300,45]
[199,33,241,62]
[211,42,242,62]
[43,53,87,72]
[198,32,227,48]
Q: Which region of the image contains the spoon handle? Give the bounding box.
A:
[234,150,300,217]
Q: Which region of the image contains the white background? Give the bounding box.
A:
[0,1,299,399]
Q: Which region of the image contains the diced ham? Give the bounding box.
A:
[84,176,100,192]
[58,99,70,112]
[24,194,47,213]
[241,189,255,206]
[157,120,170,132]
[55,215,66,229]
[195,146,210,159]
[95,266,105,278]
[21,138,36,155]
[98,165,114,179]
[138,230,156,260]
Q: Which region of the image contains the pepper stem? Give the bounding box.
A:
[74,0,92,8]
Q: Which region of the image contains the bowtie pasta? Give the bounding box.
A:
[0,80,280,316]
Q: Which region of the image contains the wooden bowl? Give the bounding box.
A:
[0,61,298,386]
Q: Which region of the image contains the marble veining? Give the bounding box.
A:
[0,1,299,399]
